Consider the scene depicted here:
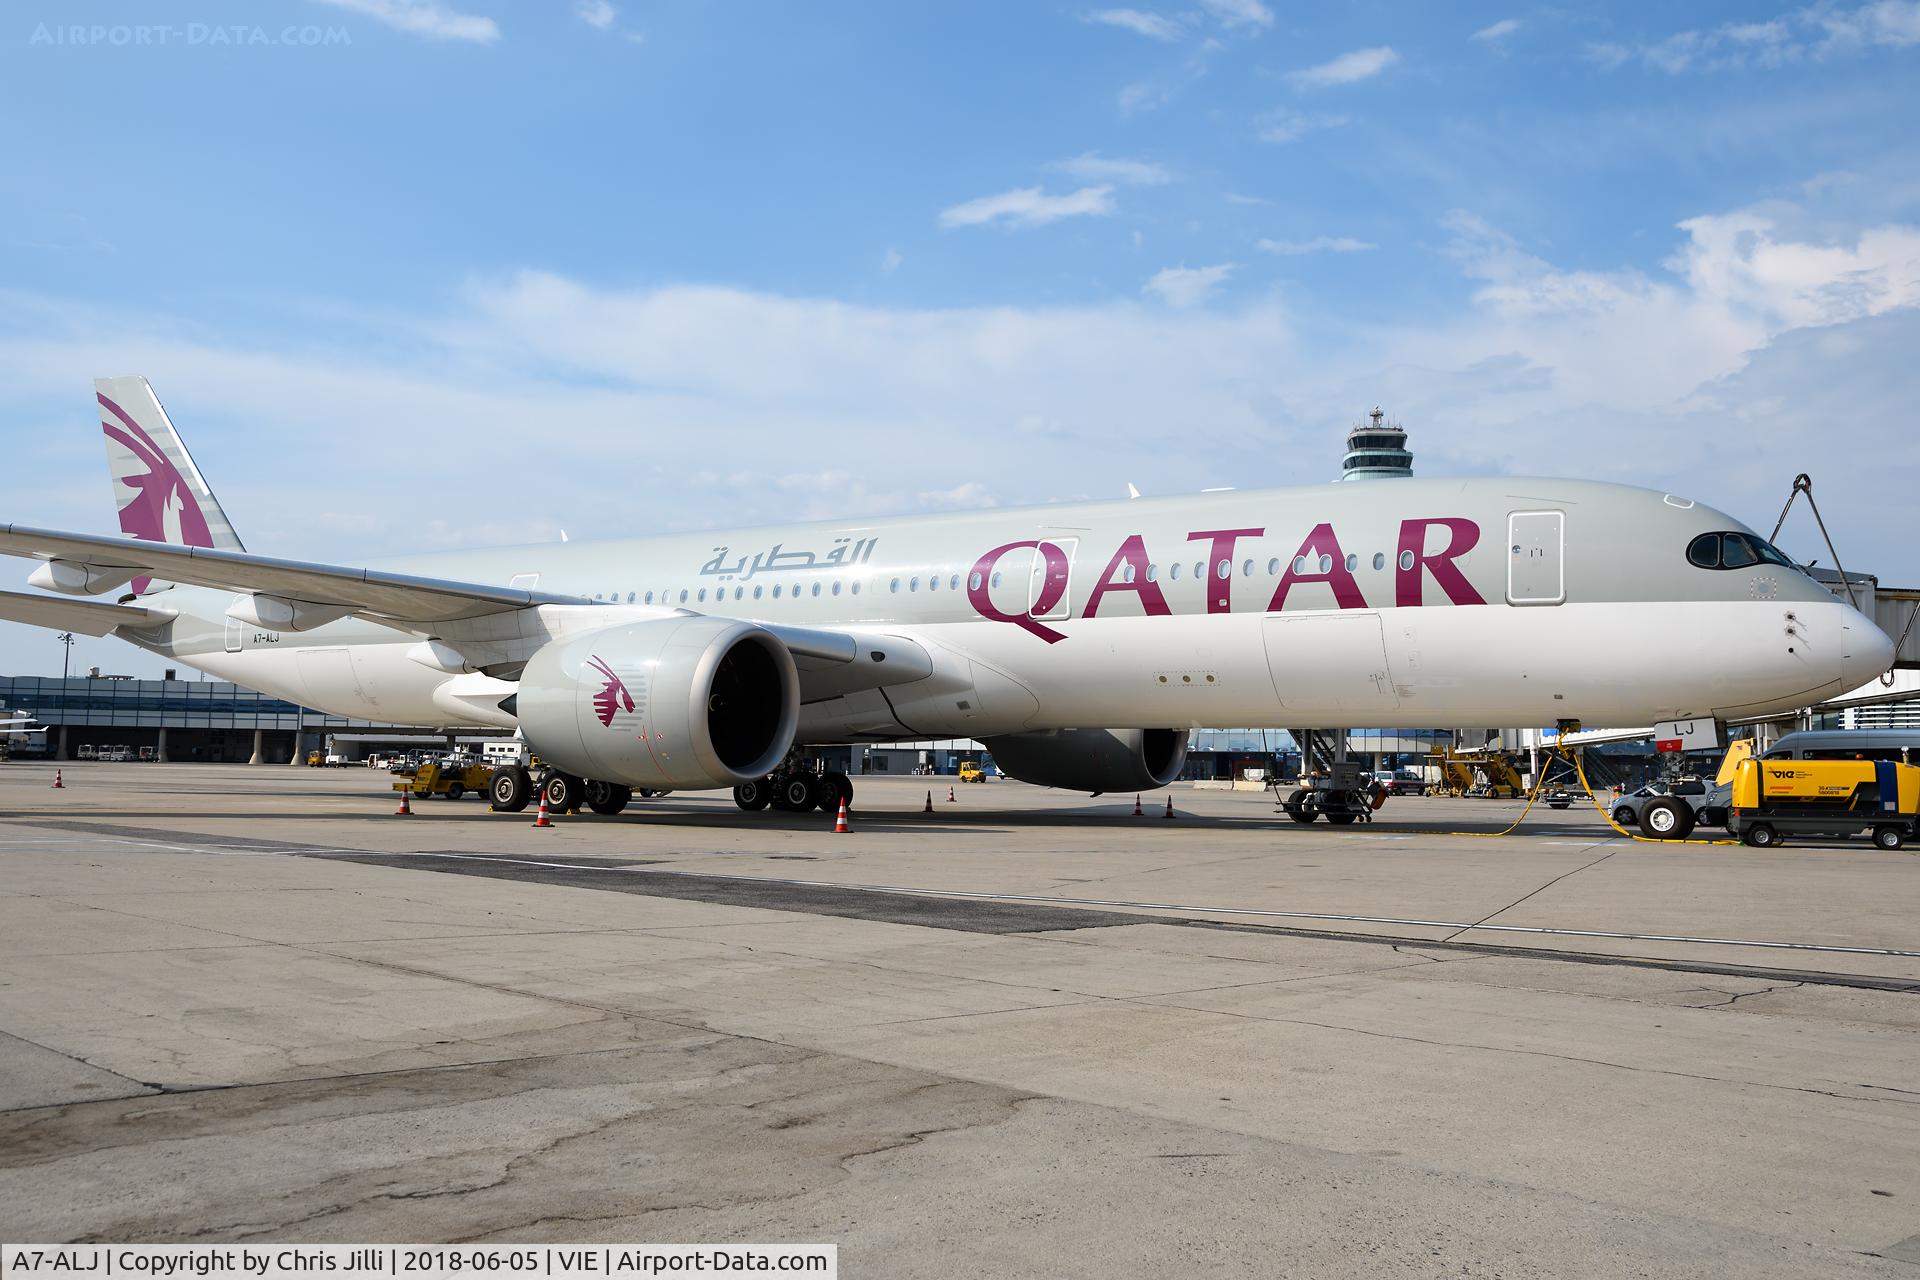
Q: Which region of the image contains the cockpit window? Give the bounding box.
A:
[1686,531,1797,572]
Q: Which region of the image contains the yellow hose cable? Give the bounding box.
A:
[1568,746,1738,847]
[1438,747,1557,837]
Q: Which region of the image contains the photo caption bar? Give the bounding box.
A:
[1,1247,835,1280]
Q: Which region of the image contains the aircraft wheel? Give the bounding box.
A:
[1873,825,1906,851]
[815,771,853,812]
[777,774,817,812]
[489,766,531,812]
[1641,798,1695,840]
[585,779,631,815]
[541,771,583,814]
[733,779,772,811]
[1743,823,1779,848]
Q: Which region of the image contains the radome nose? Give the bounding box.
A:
[1847,617,1897,689]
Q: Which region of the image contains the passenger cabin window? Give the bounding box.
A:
[1686,531,1796,570]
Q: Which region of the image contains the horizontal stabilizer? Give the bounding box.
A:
[0,589,171,637]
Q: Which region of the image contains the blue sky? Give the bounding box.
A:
[2,0,1919,676]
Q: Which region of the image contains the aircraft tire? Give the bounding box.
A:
[733,780,772,811]
[541,771,583,814]
[815,771,853,812]
[585,779,631,815]
[776,774,817,812]
[1641,798,1695,840]
[489,766,532,812]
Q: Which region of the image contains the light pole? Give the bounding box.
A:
[58,632,75,681]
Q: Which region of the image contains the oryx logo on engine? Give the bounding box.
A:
[585,655,635,727]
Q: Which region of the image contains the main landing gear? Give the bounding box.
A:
[733,768,853,815]
[487,765,664,816]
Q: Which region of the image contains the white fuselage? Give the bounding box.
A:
[133,477,1889,739]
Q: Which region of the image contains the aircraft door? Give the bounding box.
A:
[1262,613,1399,711]
[1507,511,1565,605]
[1028,537,1077,622]
[223,617,243,653]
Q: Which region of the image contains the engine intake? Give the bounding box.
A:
[983,728,1189,795]
[517,616,799,790]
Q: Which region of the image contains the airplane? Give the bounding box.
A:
[0,376,1895,816]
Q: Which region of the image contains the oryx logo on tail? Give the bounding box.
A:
[586,655,635,727]
[94,376,245,595]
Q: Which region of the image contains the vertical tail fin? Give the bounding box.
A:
[95,376,243,592]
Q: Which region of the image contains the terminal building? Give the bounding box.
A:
[0,673,393,764]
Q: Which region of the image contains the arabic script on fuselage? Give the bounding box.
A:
[700,537,879,582]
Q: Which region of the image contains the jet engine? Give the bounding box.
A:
[982,728,1189,794]
[516,616,799,791]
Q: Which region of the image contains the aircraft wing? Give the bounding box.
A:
[0,523,933,694]
[0,523,588,624]
[0,588,173,637]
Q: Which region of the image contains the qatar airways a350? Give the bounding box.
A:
[0,377,1892,812]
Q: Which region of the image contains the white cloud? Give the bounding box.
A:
[1196,0,1273,31]
[573,0,615,29]
[1286,46,1400,89]
[1593,3,1920,74]
[1254,109,1347,143]
[1471,18,1520,42]
[310,0,499,43]
[1083,8,1183,41]
[1055,153,1174,186]
[1809,0,1920,50]
[1117,80,1175,114]
[881,247,903,272]
[1257,236,1376,255]
[938,186,1115,230]
[1144,263,1236,307]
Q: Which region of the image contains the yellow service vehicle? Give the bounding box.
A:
[957,761,987,783]
[393,760,493,801]
[1728,757,1920,849]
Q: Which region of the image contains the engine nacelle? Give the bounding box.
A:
[517,616,799,790]
[983,728,1189,794]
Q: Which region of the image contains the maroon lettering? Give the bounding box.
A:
[1395,517,1485,607]
[1083,534,1172,619]
[968,541,1071,643]
[1268,523,1366,611]
[1186,527,1263,614]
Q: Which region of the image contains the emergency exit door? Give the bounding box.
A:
[1507,511,1564,605]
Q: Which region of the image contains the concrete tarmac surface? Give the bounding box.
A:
[2,762,1917,1276]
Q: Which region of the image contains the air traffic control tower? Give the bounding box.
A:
[1339,407,1413,481]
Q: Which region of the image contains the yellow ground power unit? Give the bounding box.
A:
[1728,757,1920,849]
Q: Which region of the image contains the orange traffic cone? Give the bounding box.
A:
[923,790,934,813]
[532,794,553,827]
[948,785,956,803]
[1162,795,1176,819]
[834,798,850,833]
[395,789,412,816]
[1132,794,1143,816]
[51,769,63,790]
